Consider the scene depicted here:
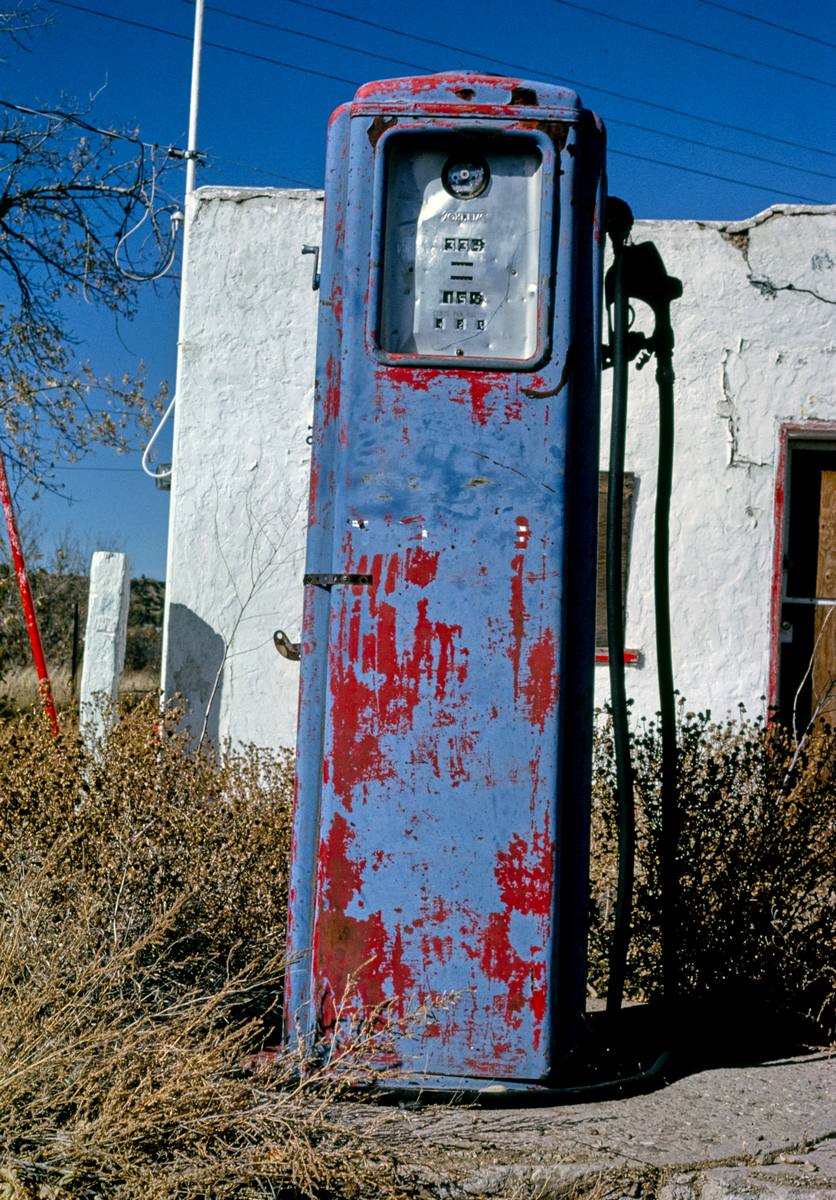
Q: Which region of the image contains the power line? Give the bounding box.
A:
[696,0,836,51]
[47,0,831,202]
[546,0,836,91]
[208,153,317,189]
[608,148,823,202]
[53,465,144,473]
[608,117,836,183]
[279,0,836,161]
[48,0,359,88]
[178,0,836,185]
[0,98,165,150]
[175,0,430,76]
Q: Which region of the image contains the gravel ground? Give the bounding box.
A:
[340,1052,835,1198]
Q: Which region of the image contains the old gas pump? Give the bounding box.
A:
[285,72,681,1095]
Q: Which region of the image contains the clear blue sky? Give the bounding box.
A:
[5,0,835,579]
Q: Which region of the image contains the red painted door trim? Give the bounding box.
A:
[768,422,836,719]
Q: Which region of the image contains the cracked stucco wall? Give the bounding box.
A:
[603,204,836,720]
[162,192,836,748]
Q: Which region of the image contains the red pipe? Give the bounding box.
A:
[0,450,60,736]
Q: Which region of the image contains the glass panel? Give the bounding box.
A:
[379,138,545,362]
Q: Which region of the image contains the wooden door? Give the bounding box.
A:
[812,470,836,720]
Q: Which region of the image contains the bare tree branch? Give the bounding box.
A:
[0,30,178,484]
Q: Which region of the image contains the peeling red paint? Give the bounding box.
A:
[515,515,532,549]
[326,551,468,809]
[477,911,546,1029]
[503,397,523,424]
[509,552,528,700]
[320,812,366,910]
[448,729,476,786]
[331,285,344,329]
[495,830,553,918]
[404,546,439,587]
[380,366,439,393]
[315,813,417,1024]
[328,653,396,811]
[521,628,558,731]
[308,461,320,525]
[466,376,497,426]
[324,353,340,425]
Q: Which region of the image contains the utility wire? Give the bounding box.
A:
[696,0,836,51]
[546,0,836,91]
[608,148,823,202]
[2,52,315,188]
[278,0,836,160]
[53,465,145,473]
[175,0,836,185]
[208,154,317,189]
[174,0,428,74]
[48,0,359,88]
[609,117,836,183]
[48,0,831,202]
[0,97,169,151]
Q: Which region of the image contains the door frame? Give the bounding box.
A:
[768,420,836,718]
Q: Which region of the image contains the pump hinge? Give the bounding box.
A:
[303,572,373,588]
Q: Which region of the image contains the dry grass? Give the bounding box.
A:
[589,707,836,1038]
[0,697,832,1197]
[0,700,434,1200]
[0,667,158,717]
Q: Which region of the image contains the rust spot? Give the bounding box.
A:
[466,476,491,488]
[510,86,537,106]
[521,343,574,399]
[455,87,475,100]
[539,120,569,152]
[367,114,398,149]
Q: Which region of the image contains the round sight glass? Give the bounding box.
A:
[442,157,489,199]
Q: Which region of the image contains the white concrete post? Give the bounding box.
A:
[80,552,131,749]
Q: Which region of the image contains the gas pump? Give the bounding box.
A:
[284,73,682,1095]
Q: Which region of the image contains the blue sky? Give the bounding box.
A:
[5,0,835,578]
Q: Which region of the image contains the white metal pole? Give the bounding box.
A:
[159,0,205,700]
[185,0,205,196]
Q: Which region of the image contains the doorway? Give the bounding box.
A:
[775,438,836,730]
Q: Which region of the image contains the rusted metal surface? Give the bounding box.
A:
[287,73,605,1088]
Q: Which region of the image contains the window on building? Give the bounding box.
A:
[595,471,636,653]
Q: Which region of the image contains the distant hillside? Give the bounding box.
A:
[0,568,165,678]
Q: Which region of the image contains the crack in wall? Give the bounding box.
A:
[712,221,836,306]
[719,347,771,471]
[748,277,836,305]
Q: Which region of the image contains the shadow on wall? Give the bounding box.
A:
[165,603,226,746]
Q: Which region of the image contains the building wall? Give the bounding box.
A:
[162,190,836,748]
[161,188,323,749]
[604,204,836,724]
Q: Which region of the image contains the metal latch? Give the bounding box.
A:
[303,573,373,588]
[302,244,321,291]
[273,629,301,661]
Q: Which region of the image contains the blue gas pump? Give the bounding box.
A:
[284,72,681,1096]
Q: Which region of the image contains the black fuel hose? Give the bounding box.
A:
[654,318,678,1025]
[605,233,635,1020]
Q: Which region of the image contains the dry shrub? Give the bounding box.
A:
[589,708,836,1039]
[0,700,428,1199]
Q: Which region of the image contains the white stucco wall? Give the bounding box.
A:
[598,204,836,720]
[161,188,323,748]
[162,190,835,748]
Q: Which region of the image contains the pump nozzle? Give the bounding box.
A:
[605,196,634,249]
